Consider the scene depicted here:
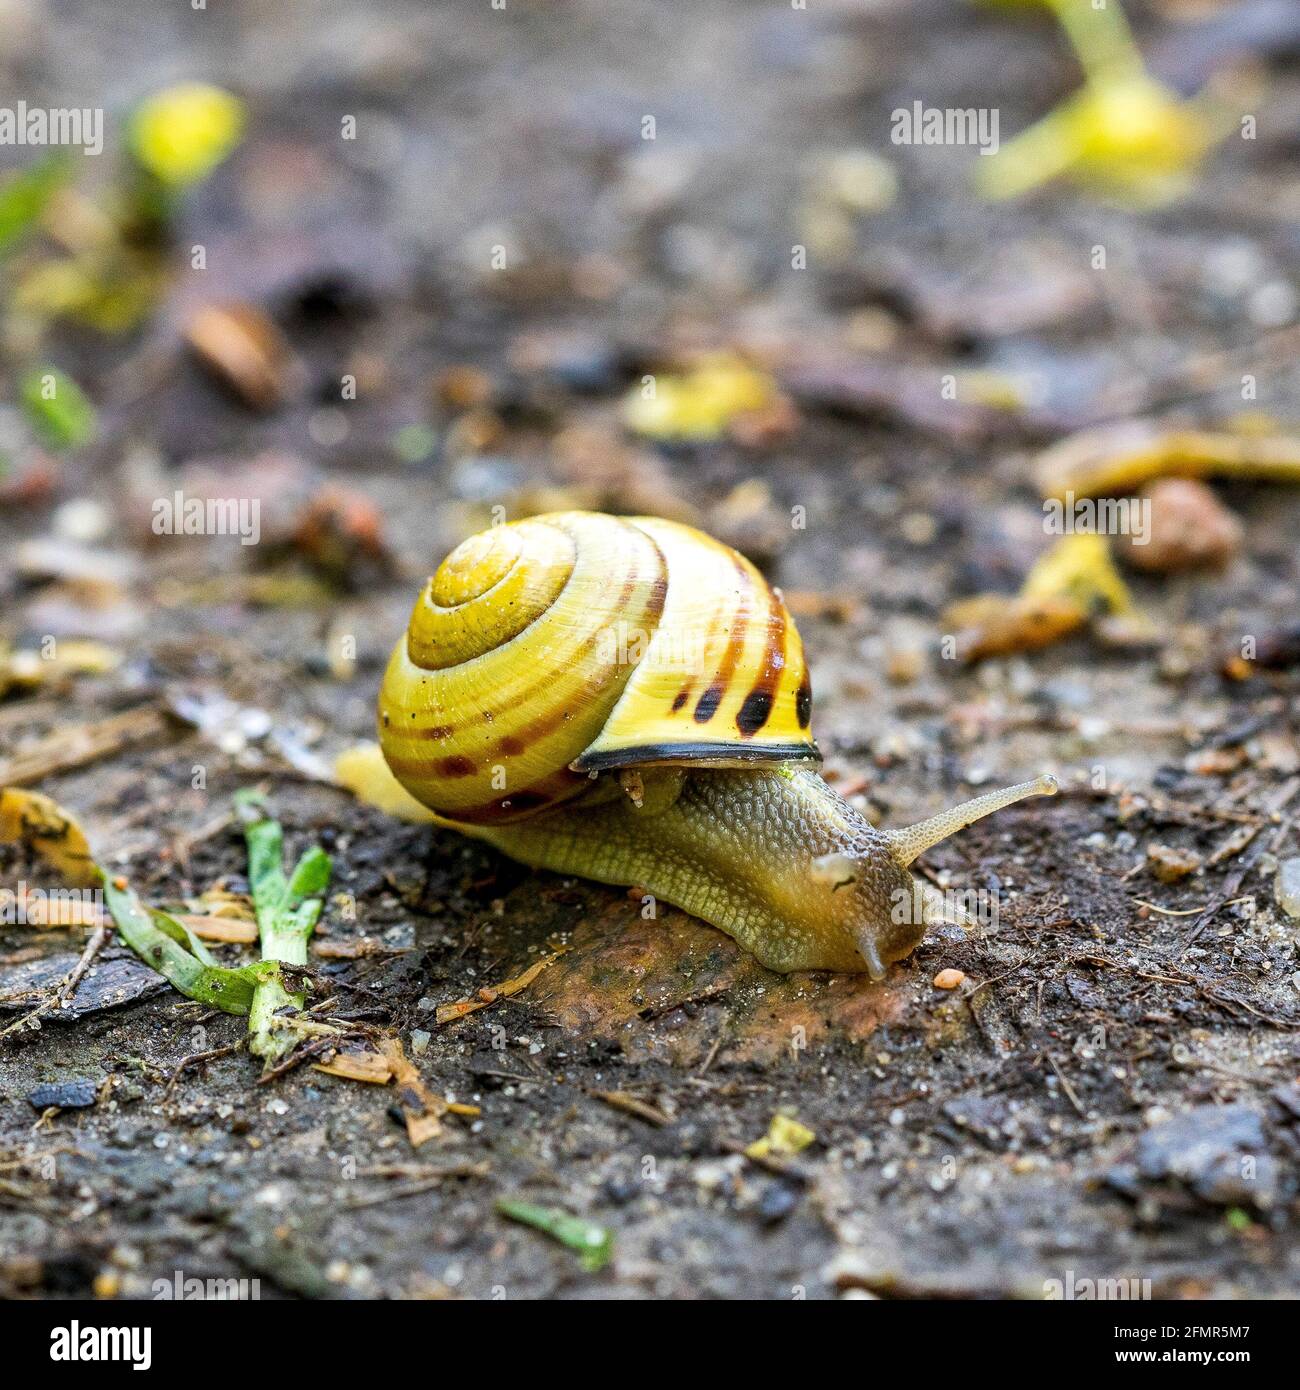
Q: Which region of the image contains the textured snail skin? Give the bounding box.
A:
[468,766,926,976]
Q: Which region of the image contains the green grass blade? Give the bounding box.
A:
[0,153,70,255]
[233,795,332,1066]
[101,870,273,1015]
[495,1199,613,1272]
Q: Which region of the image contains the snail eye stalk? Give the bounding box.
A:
[887,775,1058,868]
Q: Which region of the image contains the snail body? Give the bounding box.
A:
[379,512,1056,976]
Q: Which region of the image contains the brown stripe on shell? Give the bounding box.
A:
[795,671,812,729]
[735,577,787,737]
[693,554,752,725]
[408,723,454,741]
[442,767,589,825]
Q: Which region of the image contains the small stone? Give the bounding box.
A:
[53,498,111,545]
[1123,478,1243,574]
[602,1176,640,1206]
[28,1079,99,1110]
[1130,1103,1274,1209]
[1275,857,1300,919]
[1147,842,1202,884]
[900,511,937,546]
[933,968,966,990]
[884,644,924,685]
[818,149,898,215]
[756,1182,801,1225]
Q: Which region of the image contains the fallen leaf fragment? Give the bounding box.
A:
[0,887,103,928]
[623,354,783,443]
[172,914,259,945]
[0,639,120,698]
[313,1050,394,1084]
[590,1089,672,1127]
[0,789,99,887]
[379,1037,447,1147]
[947,528,1156,663]
[1035,421,1300,502]
[434,953,561,1025]
[945,593,1086,663]
[1022,534,1134,616]
[185,302,295,411]
[746,1113,816,1160]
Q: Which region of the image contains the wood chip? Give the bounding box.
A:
[312,1050,394,1084]
[590,1089,672,1127]
[184,303,295,411]
[434,952,560,1025]
[314,937,397,960]
[173,914,258,944]
[0,707,174,788]
[379,1037,447,1147]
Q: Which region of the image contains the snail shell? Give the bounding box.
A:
[379,511,816,824]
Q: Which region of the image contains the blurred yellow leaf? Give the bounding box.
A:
[1022,533,1134,616]
[0,788,98,888]
[979,75,1214,205]
[624,355,778,442]
[746,1112,816,1160]
[129,83,245,187]
[977,0,1221,206]
[0,639,120,697]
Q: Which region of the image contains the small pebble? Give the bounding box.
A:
[27,1079,99,1110]
[54,497,111,545]
[884,644,923,684]
[1276,858,1300,920]
[1147,842,1201,884]
[1123,478,1242,574]
[933,968,966,990]
[756,1182,801,1225]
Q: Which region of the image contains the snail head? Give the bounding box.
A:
[810,774,1058,979]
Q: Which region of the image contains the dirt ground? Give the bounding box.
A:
[2,0,1299,1299]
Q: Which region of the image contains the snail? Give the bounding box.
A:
[378,512,1057,977]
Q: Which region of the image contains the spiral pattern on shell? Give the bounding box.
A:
[378,512,817,825]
